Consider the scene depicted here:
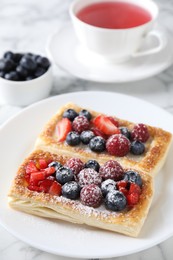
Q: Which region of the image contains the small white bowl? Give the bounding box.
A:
[0,65,53,106]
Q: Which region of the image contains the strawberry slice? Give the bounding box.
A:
[91,127,107,139]
[119,187,128,196]
[38,159,48,169]
[117,180,128,189]
[39,179,54,192]
[28,184,41,192]
[107,116,119,127]
[93,115,120,135]
[127,192,140,206]
[56,118,72,142]
[30,171,45,184]
[49,181,62,196]
[129,183,141,195]
[43,166,56,176]
[25,161,38,174]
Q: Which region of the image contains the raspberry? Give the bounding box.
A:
[106,134,130,157]
[131,123,149,143]
[99,160,124,181]
[78,168,102,187]
[80,184,102,208]
[72,115,90,133]
[65,157,84,175]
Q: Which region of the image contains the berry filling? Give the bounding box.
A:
[55,108,150,158]
[24,157,143,212]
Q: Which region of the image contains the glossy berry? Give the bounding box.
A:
[34,66,46,77]
[63,109,78,121]
[106,134,130,157]
[0,59,15,72]
[79,109,92,120]
[4,71,19,81]
[123,170,142,187]
[65,157,84,175]
[131,123,149,143]
[89,136,106,152]
[105,190,127,211]
[56,118,72,142]
[130,140,145,155]
[78,168,102,188]
[36,56,50,69]
[20,56,37,71]
[48,161,62,170]
[62,181,80,200]
[55,166,74,184]
[93,115,120,136]
[80,184,102,208]
[99,160,124,181]
[72,115,90,133]
[0,71,5,78]
[16,65,28,78]
[3,51,14,60]
[91,127,107,139]
[80,130,95,144]
[101,179,117,197]
[66,131,80,146]
[84,160,100,172]
[119,127,131,139]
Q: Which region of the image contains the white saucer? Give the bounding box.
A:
[46,23,173,83]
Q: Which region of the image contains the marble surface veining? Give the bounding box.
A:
[0,0,173,259]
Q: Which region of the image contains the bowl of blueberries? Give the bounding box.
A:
[0,51,53,106]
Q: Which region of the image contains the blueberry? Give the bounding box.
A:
[55,166,74,184]
[20,56,37,71]
[66,131,80,146]
[0,59,16,72]
[3,51,22,63]
[36,56,50,69]
[119,127,131,139]
[4,71,19,81]
[84,160,100,172]
[63,109,78,121]
[124,170,142,187]
[26,75,35,81]
[48,161,62,170]
[105,190,127,211]
[16,65,29,78]
[80,130,95,144]
[3,51,14,60]
[130,140,145,155]
[89,136,106,152]
[13,53,23,62]
[101,179,117,197]
[34,66,46,78]
[79,109,92,120]
[0,71,5,78]
[62,181,80,200]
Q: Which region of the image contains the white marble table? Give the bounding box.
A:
[1,0,173,259]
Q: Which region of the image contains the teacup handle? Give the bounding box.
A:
[132,30,167,58]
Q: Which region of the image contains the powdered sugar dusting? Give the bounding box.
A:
[78,168,102,187]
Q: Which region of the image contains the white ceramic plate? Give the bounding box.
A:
[0,91,173,259]
[46,23,173,83]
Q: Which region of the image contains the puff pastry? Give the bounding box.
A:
[35,103,172,177]
[8,150,153,237]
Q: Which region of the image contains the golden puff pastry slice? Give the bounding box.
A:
[35,103,172,177]
[8,150,153,237]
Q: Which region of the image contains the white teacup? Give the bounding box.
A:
[70,0,166,63]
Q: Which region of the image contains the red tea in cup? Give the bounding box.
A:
[76,1,152,29]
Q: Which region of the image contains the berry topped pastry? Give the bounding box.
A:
[8,150,153,237]
[35,103,172,177]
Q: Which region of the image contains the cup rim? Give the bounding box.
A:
[69,0,159,31]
